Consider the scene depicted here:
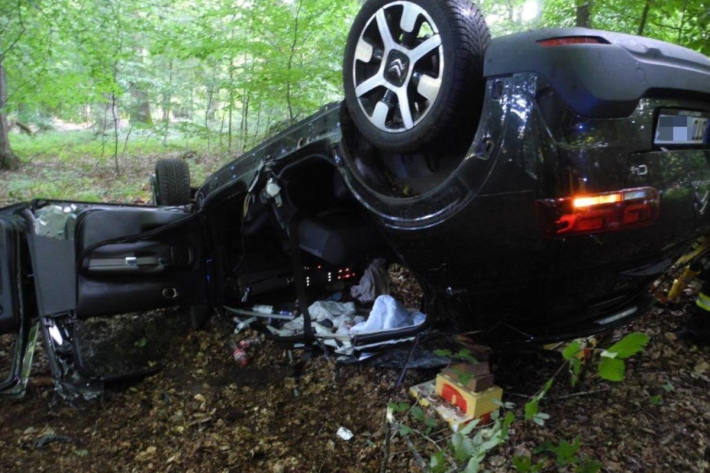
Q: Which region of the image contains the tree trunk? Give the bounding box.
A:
[129,81,153,126]
[111,92,120,174]
[575,1,593,28]
[162,58,174,145]
[0,61,19,170]
[286,0,303,123]
[228,61,234,153]
[638,0,652,35]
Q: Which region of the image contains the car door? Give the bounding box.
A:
[27,200,206,320]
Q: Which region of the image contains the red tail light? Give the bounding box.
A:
[536,187,660,237]
[538,36,608,47]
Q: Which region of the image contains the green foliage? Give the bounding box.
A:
[598,332,649,382]
[531,437,601,473]
[429,451,447,473]
[0,130,219,205]
[604,332,650,359]
[513,454,544,473]
[598,357,626,381]
[433,348,479,364]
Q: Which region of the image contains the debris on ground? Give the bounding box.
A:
[350,259,388,304]
[336,426,354,441]
[0,300,708,472]
[245,295,426,358]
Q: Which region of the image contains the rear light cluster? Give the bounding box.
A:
[538,36,608,47]
[536,187,660,237]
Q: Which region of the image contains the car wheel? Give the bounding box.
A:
[343,0,489,152]
[153,158,191,206]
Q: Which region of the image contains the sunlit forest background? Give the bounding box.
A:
[0,0,708,203]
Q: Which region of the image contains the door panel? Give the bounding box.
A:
[74,206,204,318]
[28,202,205,319]
[0,215,24,333]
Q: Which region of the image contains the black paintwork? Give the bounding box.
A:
[485,28,710,118]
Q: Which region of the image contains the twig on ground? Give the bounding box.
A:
[380,400,392,473]
[403,435,428,471]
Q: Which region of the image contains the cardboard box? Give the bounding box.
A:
[409,380,499,432]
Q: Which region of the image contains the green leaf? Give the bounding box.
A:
[524,399,538,421]
[464,456,481,473]
[513,455,532,473]
[551,437,581,466]
[562,341,581,361]
[598,357,626,382]
[662,382,674,393]
[455,349,479,364]
[576,458,602,473]
[387,402,410,414]
[459,418,480,436]
[429,451,447,473]
[649,395,663,405]
[134,337,147,348]
[533,412,550,426]
[569,357,582,387]
[398,424,412,436]
[433,349,452,358]
[606,332,649,359]
[410,405,424,422]
[502,411,515,435]
[452,432,474,462]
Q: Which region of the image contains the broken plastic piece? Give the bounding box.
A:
[336,426,354,441]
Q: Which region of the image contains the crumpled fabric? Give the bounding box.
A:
[350,259,388,303]
[308,300,356,321]
[351,295,426,334]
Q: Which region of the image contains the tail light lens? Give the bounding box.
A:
[538,36,608,47]
[536,187,660,237]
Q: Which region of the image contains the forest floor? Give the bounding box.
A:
[0,139,709,472]
[0,295,708,473]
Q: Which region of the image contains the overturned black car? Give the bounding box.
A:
[2,0,710,400]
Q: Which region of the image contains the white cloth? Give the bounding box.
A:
[350,295,426,334]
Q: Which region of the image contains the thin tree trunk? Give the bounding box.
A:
[253,102,262,145]
[100,101,109,158]
[638,0,652,35]
[162,58,173,146]
[205,64,217,155]
[122,123,134,159]
[111,92,120,174]
[575,0,593,28]
[286,0,303,123]
[0,61,19,170]
[129,81,152,126]
[228,61,234,153]
[240,94,249,152]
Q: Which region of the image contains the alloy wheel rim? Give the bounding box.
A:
[352,1,444,133]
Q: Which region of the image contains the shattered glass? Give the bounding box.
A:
[34,204,81,240]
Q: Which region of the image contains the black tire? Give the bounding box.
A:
[343,0,489,152]
[154,158,191,206]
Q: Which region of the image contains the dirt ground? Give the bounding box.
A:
[0,293,708,472]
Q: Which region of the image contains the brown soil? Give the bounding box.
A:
[0,296,708,472]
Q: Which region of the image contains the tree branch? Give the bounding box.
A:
[0,0,26,61]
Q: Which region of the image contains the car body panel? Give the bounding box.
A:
[486,28,710,118]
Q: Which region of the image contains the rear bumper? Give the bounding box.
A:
[485,27,710,118]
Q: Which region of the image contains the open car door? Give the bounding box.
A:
[3,200,206,401]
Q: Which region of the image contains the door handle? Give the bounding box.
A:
[87,255,165,273]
